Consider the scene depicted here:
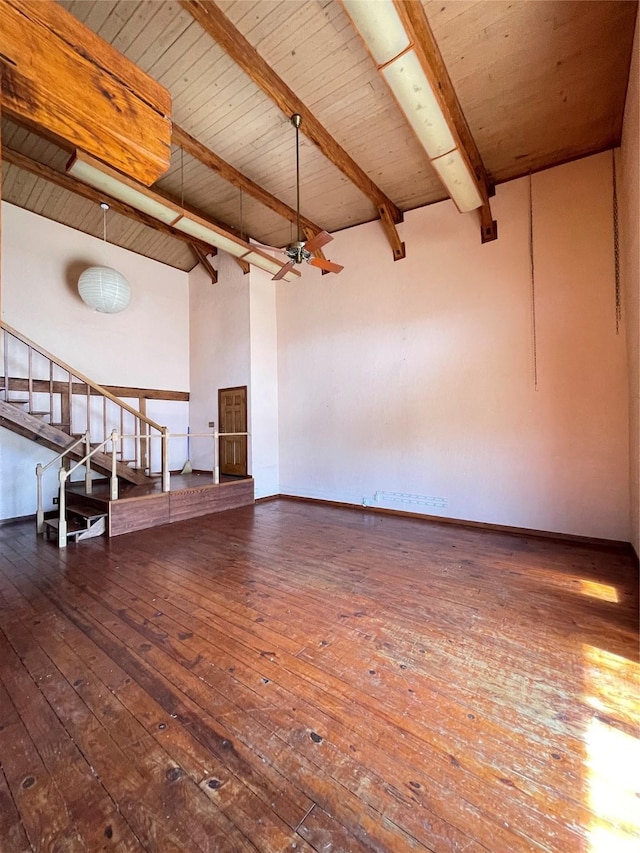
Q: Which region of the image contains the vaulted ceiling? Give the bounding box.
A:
[1,0,637,273]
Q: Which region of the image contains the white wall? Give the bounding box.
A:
[249,267,280,498]
[620,19,639,557]
[189,252,250,472]
[2,203,189,388]
[276,153,629,541]
[2,148,632,541]
[1,202,190,520]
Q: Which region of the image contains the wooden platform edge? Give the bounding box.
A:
[109,478,254,537]
[277,494,634,552]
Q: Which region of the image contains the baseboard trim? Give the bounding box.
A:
[0,512,36,526]
[274,494,633,551]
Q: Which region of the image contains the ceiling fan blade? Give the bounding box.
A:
[304,230,333,253]
[272,260,295,281]
[308,257,344,274]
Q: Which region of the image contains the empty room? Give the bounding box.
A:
[0,1,638,851]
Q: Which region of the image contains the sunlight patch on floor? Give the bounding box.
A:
[580,579,619,603]
[582,645,640,852]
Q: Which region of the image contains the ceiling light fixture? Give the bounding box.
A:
[78,202,131,313]
[342,0,483,213]
[67,151,300,281]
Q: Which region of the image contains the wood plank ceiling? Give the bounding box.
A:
[1,0,637,272]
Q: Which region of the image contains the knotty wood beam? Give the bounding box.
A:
[393,0,497,242]
[0,0,171,185]
[190,242,218,284]
[2,147,215,255]
[180,0,406,261]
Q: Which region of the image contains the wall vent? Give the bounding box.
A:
[374,491,448,509]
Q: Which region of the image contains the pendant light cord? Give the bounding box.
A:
[101,202,109,266]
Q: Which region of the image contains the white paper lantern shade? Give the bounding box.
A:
[78,266,131,313]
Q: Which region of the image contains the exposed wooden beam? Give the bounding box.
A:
[235,259,250,275]
[1,147,216,255]
[172,124,325,243]
[377,205,406,264]
[0,0,171,185]
[393,0,497,242]
[190,242,218,284]
[180,0,406,261]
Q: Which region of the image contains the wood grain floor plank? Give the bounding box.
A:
[68,555,604,850]
[7,565,316,846]
[69,557,545,850]
[0,656,88,852]
[0,502,637,853]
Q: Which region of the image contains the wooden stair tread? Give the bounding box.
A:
[67,504,108,521]
[43,517,84,533]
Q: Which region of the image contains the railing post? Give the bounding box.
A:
[58,468,67,549]
[110,430,119,501]
[162,427,170,493]
[84,431,92,494]
[213,425,219,485]
[36,463,44,534]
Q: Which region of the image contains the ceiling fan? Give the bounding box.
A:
[266,114,344,281]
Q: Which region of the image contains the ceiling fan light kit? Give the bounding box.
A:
[342,0,483,213]
[67,151,300,281]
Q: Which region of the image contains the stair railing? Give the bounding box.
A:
[57,431,119,549]
[1,322,168,483]
[119,428,251,485]
[35,433,87,534]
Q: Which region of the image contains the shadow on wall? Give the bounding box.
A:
[64,259,95,302]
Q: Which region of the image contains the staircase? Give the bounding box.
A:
[43,503,107,543]
[1,322,170,545]
[0,400,149,485]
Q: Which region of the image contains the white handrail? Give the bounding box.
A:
[35,433,87,533]
[38,426,252,546]
[58,431,118,548]
[116,429,250,486]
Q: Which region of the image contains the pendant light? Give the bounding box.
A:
[78,203,131,313]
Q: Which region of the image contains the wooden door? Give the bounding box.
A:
[218,386,247,477]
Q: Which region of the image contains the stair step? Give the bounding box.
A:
[43,514,107,543]
[67,504,108,522]
[43,517,84,535]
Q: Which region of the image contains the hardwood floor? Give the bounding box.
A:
[0,499,637,852]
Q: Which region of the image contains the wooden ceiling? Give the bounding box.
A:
[1,0,637,272]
